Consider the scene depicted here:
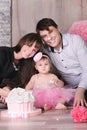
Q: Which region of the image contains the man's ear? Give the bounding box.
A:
[57,25,60,32]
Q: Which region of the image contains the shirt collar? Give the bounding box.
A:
[62,33,68,47]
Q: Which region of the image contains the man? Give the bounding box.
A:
[36,18,87,107]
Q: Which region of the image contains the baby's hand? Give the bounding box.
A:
[50,79,64,88]
[55,80,64,88]
[50,80,55,84]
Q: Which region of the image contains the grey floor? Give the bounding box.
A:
[0,108,87,130]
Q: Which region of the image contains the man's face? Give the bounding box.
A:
[39,26,61,50]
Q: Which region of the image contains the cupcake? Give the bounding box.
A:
[6,87,36,118]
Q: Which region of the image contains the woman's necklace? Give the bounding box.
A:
[13,62,19,71]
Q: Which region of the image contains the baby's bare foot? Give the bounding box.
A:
[44,104,51,111]
[55,103,67,110]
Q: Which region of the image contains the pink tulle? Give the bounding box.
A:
[68,20,87,42]
[71,106,87,123]
[32,87,75,109]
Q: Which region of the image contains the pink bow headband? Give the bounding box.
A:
[33,52,49,62]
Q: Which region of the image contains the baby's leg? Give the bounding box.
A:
[55,98,67,110]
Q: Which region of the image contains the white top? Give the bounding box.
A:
[44,34,87,89]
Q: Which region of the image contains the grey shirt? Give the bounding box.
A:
[44,34,87,89]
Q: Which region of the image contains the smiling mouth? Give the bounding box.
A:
[50,37,56,43]
[49,40,56,45]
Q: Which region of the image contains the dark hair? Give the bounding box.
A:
[36,18,58,34]
[14,33,43,52]
[19,58,35,88]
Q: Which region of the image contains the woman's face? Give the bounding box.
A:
[21,42,39,58]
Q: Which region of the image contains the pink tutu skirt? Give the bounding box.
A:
[32,87,75,109]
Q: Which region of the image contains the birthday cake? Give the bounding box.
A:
[4,87,41,118]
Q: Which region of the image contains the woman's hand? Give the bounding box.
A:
[73,87,87,107]
[55,80,64,88]
[0,86,10,103]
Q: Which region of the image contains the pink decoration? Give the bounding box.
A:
[71,106,87,123]
[33,52,43,62]
[1,109,41,118]
[68,20,87,42]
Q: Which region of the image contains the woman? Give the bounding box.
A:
[0,33,43,105]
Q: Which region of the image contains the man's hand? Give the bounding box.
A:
[73,87,87,107]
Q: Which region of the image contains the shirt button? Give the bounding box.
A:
[61,59,64,61]
[65,66,67,68]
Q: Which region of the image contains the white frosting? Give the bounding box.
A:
[6,87,35,103]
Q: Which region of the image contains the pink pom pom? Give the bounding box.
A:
[68,21,87,42]
[71,106,87,123]
[33,52,42,62]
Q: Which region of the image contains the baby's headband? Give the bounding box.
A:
[33,52,49,62]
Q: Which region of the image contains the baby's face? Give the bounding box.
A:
[35,58,50,74]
